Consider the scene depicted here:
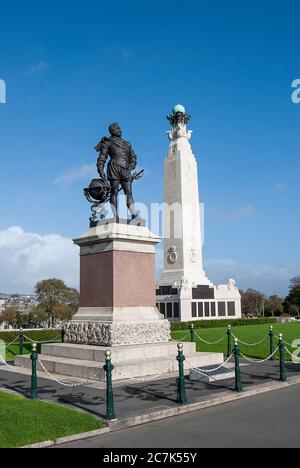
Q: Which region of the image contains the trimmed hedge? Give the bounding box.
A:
[0,329,61,344]
[170,317,277,331]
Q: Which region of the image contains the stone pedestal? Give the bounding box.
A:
[66,221,171,346]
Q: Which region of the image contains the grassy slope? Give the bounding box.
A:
[0,391,104,448]
[171,322,300,360]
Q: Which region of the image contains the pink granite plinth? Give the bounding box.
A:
[67,223,171,346]
[80,249,156,309]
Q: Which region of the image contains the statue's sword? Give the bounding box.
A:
[116,169,145,194]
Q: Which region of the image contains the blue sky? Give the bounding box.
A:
[0,0,299,295]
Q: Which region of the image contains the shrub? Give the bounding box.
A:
[0,329,61,344]
[170,317,277,331]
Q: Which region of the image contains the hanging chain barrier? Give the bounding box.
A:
[275,335,298,348]
[114,365,173,383]
[23,334,62,344]
[194,331,226,346]
[231,334,267,347]
[2,327,64,348]
[170,334,190,342]
[173,325,273,348]
[184,362,219,382]
[38,359,102,387]
[240,347,279,364]
[3,336,20,346]
[185,354,233,375]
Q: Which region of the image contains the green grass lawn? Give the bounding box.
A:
[171,322,300,360]
[0,391,104,448]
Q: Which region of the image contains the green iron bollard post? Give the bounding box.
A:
[233,338,243,393]
[30,343,38,400]
[190,323,195,343]
[227,325,232,358]
[269,326,274,361]
[103,350,117,420]
[19,328,24,355]
[61,325,66,344]
[278,334,287,382]
[176,343,187,405]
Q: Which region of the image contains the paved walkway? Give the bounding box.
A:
[55,385,300,448]
[1,361,300,421]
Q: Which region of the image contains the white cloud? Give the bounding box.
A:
[54,164,96,186]
[1,226,296,297]
[209,205,258,220]
[155,250,298,296]
[0,227,79,293]
[205,258,298,297]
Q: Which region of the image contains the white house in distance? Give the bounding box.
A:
[156,105,242,322]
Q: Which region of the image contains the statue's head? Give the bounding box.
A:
[109,122,122,137]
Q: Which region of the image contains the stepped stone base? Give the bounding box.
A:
[14,342,224,382]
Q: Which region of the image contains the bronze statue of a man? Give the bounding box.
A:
[95,123,138,220]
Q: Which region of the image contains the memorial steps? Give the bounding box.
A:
[14,342,224,382]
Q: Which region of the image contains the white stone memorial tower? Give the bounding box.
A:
[157,105,242,322]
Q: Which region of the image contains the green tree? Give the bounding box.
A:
[284,277,300,316]
[27,306,48,327]
[35,279,79,327]
[0,307,18,327]
[264,295,284,317]
[289,304,300,317]
[15,310,26,328]
[53,304,74,322]
[241,289,266,317]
